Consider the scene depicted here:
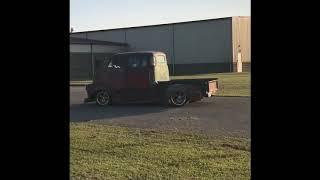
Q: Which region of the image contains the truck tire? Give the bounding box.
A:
[167,85,189,107]
[95,90,111,106]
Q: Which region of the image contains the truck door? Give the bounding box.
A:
[103,55,127,89]
[126,54,153,101]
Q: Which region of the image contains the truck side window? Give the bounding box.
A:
[107,59,113,68]
[127,54,151,68]
[110,55,127,69]
[140,54,152,67]
[128,56,140,68]
[141,58,147,67]
[113,58,120,68]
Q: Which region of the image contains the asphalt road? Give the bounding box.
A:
[70,86,250,137]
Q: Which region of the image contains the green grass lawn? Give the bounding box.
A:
[71,123,250,179]
[171,72,250,97]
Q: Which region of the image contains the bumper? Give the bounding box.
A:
[205,80,218,97]
[205,91,213,97]
[84,83,96,103]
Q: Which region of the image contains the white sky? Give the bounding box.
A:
[70,0,250,32]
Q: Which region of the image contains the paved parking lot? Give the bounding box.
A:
[70,86,250,137]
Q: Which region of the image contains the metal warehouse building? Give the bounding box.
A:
[70,16,250,80]
[70,37,128,80]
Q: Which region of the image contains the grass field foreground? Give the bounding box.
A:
[71,123,250,179]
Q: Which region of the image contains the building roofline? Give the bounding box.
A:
[70,37,128,46]
[70,16,247,34]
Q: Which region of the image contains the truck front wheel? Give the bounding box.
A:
[96,90,111,106]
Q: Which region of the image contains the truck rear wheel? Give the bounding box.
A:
[96,90,111,106]
[168,88,188,107]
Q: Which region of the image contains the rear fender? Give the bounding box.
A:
[86,84,111,98]
[166,84,193,99]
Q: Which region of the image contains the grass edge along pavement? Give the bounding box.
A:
[70,123,251,179]
[70,72,250,97]
[171,72,250,97]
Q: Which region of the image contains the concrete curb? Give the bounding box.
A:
[70,84,88,86]
[70,81,92,86]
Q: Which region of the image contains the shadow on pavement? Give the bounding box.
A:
[70,102,170,122]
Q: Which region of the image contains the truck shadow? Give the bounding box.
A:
[69,102,171,122]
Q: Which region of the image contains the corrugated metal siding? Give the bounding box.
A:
[92,45,126,53]
[79,18,234,66]
[70,44,126,53]
[87,30,126,43]
[232,17,251,63]
[70,33,87,39]
[125,25,174,65]
[174,18,233,65]
[70,44,91,53]
[70,53,92,80]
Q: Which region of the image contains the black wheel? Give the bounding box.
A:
[95,90,111,106]
[168,89,188,107]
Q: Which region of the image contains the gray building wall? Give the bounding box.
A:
[126,25,175,72]
[70,44,127,80]
[173,18,233,74]
[70,16,250,76]
[87,30,126,43]
[70,33,87,39]
[70,53,92,80]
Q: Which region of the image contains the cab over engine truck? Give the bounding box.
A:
[84,51,218,107]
